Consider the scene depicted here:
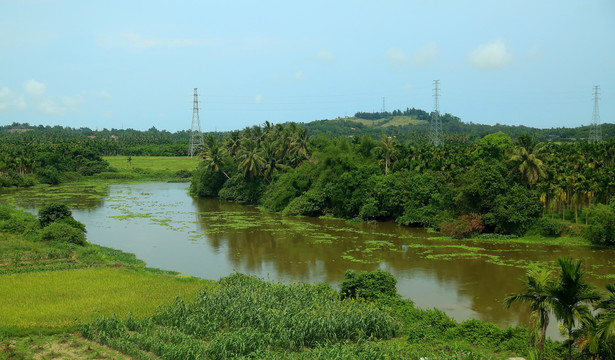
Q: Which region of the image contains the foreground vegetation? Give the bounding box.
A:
[0,204,207,337]
[83,272,548,359]
[2,204,614,359]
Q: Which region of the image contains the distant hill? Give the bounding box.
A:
[302,109,614,144]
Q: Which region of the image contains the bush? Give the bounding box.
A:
[59,217,87,233]
[0,207,39,235]
[341,269,397,301]
[36,166,60,185]
[174,169,192,178]
[490,184,542,235]
[440,213,484,239]
[282,189,325,217]
[38,203,72,228]
[39,222,86,245]
[584,202,615,246]
[529,217,564,237]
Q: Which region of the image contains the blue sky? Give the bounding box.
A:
[1,0,614,132]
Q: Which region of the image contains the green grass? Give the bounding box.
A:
[104,156,199,173]
[343,116,427,128]
[0,267,209,330]
[0,332,131,360]
[82,274,554,360]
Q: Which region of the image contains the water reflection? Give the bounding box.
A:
[2,182,613,339]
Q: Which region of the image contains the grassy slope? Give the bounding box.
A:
[104,156,199,173]
[343,116,427,128]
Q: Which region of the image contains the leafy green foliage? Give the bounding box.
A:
[584,202,615,246]
[39,222,87,245]
[529,218,565,237]
[491,184,542,235]
[441,213,485,239]
[85,273,398,359]
[0,205,39,235]
[340,269,398,301]
[38,202,73,227]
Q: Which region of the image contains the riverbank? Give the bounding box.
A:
[0,204,570,359]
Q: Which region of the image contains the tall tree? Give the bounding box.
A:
[376,135,397,175]
[238,139,264,178]
[550,257,602,360]
[505,267,554,360]
[509,134,546,187]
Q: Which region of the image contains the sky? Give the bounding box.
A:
[1,0,614,132]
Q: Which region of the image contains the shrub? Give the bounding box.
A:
[0,208,39,235]
[340,269,398,301]
[36,166,60,185]
[584,202,615,246]
[174,169,192,179]
[38,203,72,228]
[59,217,87,233]
[440,213,484,239]
[282,189,325,217]
[39,222,86,245]
[529,217,564,237]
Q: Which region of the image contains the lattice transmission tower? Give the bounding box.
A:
[188,88,204,157]
[430,80,443,146]
[588,85,602,143]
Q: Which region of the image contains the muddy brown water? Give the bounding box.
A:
[2,182,613,339]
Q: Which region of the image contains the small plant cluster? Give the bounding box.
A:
[82,273,398,359]
[37,203,87,245]
[440,213,485,239]
[583,199,615,246]
[0,203,86,245]
[340,269,398,301]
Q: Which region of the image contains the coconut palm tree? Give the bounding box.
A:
[505,267,554,360]
[237,139,264,178]
[509,135,546,187]
[224,131,242,158]
[550,257,602,360]
[261,141,286,183]
[376,135,397,175]
[199,138,229,179]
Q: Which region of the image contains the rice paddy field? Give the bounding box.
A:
[0,267,207,329]
[104,156,199,174]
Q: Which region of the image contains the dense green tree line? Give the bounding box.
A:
[191,125,615,238]
[304,110,615,144]
[0,141,109,187]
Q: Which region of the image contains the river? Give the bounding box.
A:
[2,181,613,339]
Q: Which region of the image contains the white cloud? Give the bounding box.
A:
[0,86,26,111]
[293,71,306,81]
[385,47,408,66]
[316,50,334,62]
[467,38,514,70]
[24,79,46,99]
[100,32,211,51]
[37,96,81,116]
[38,99,64,116]
[412,43,439,67]
[99,90,112,99]
[101,110,114,119]
[254,95,263,104]
[526,45,543,62]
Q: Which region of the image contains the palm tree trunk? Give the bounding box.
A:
[538,316,548,360]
